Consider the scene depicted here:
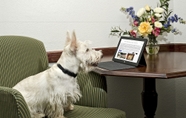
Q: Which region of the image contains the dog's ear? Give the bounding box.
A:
[69,31,77,53]
[65,31,71,46]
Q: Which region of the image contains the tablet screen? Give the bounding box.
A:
[113,36,147,66]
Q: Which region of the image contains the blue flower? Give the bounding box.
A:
[163,23,169,28]
[163,20,171,28]
[129,10,134,15]
[131,14,136,19]
[171,28,180,35]
[133,16,139,21]
[129,7,133,11]
[126,7,133,12]
[171,28,176,32]
[125,7,138,20]
[171,16,175,22]
[168,15,180,23]
[174,14,178,22]
[126,8,130,12]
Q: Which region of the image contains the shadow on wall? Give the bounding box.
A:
[106,76,177,118]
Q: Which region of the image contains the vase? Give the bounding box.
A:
[145,37,160,55]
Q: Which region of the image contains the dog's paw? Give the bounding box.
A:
[31,112,45,118]
[68,104,74,110]
[57,115,66,118]
[65,104,74,111]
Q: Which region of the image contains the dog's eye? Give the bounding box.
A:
[86,48,89,52]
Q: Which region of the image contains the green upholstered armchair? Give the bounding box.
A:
[0,36,126,118]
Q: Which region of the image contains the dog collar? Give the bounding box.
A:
[57,64,77,78]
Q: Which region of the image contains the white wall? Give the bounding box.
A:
[1,0,186,118]
[1,0,185,51]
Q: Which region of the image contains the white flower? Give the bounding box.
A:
[154,21,163,28]
[155,13,162,18]
[154,7,164,13]
[137,8,145,17]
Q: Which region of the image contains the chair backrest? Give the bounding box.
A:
[0,36,49,87]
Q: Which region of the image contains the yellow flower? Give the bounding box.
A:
[148,17,152,22]
[145,5,151,11]
[138,22,153,37]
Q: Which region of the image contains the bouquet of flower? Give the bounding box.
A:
[110,0,186,45]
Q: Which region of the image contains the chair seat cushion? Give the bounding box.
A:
[64,105,126,118]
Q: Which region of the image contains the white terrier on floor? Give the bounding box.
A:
[13,31,103,118]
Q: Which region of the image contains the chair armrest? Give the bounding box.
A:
[0,86,31,118]
[75,72,107,108]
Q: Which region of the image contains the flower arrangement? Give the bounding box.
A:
[110,0,186,46]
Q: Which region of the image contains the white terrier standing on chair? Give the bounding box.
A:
[13,31,103,118]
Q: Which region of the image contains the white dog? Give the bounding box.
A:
[13,31,103,118]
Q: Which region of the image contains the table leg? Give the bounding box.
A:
[141,78,158,118]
